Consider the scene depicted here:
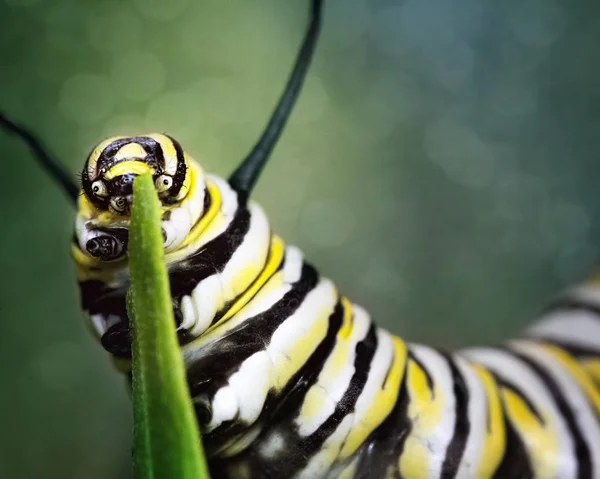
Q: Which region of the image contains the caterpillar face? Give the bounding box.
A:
[81,133,188,215]
[76,133,207,261]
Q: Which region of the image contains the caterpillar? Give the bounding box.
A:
[2,0,600,478]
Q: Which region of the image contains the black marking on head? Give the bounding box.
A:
[82,136,168,208]
[94,136,165,177]
[164,135,188,202]
[85,228,129,260]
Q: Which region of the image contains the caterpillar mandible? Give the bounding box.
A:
[2,0,600,478]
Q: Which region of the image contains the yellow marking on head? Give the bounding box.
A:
[398,357,442,477]
[206,236,285,332]
[77,190,99,217]
[113,142,148,162]
[501,388,557,478]
[472,365,505,479]
[147,133,179,175]
[71,242,127,270]
[77,191,132,225]
[340,336,407,458]
[86,136,128,179]
[538,344,600,415]
[104,160,153,180]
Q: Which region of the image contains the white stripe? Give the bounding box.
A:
[295,304,371,436]
[189,202,270,337]
[461,346,577,479]
[409,344,456,479]
[510,339,600,479]
[527,310,600,352]
[345,327,393,440]
[454,356,487,478]
[296,415,355,479]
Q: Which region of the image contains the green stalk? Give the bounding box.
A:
[127,172,210,479]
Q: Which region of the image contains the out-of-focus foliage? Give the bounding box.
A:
[0,0,599,477]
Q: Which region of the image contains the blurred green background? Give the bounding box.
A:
[1,0,600,477]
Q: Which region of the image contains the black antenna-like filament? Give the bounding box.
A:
[228,0,324,197]
[0,112,78,204]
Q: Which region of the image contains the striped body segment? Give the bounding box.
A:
[72,136,600,479]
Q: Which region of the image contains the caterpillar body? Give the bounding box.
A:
[2,1,600,478]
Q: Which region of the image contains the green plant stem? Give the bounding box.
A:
[128,172,210,479]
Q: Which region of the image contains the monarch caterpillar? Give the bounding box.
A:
[2,1,600,478]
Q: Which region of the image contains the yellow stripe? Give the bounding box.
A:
[339,336,407,458]
[501,388,558,478]
[473,365,505,479]
[272,292,338,392]
[338,297,353,339]
[86,136,127,178]
[538,343,600,415]
[182,270,286,351]
[399,357,438,477]
[297,299,358,428]
[104,160,153,180]
[205,236,285,332]
[583,359,600,385]
[177,180,221,249]
[337,458,359,479]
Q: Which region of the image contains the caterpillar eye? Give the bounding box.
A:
[155,175,173,193]
[110,196,127,213]
[91,180,108,198]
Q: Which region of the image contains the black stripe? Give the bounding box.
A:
[96,136,165,173]
[353,345,410,479]
[543,296,600,320]
[440,353,470,479]
[510,348,592,479]
[164,135,187,200]
[290,324,378,468]
[493,375,545,426]
[491,411,533,479]
[200,285,342,464]
[169,206,252,300]
[207,297,346,474]
[528,338,600,359]
[209,235,276,327]
[186,262,320,400]
[408,350,435,400]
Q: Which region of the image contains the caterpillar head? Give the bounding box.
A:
[82,134,189,215]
